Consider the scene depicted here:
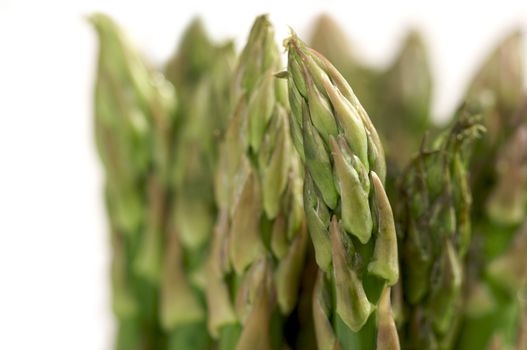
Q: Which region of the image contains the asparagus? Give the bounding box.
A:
[160,19,236,350]
[90,13,176,349]
[518,287,527,350]
[285,33,399,349]
[397,112,483,350]
[90,13,527,350]
[463,30,524,207]
[376,31,433,174]
[456,31,527,350]
[465,31,524,119]
[165,19,218,91]
[206,15,306,350]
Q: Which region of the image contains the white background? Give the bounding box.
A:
[0,0,526,349]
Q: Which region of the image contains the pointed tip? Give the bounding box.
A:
[84,13,96,25]
[283,28,303,51]
[182,16,209,39]
[376,287,401,350]
[328,134,338,153]
[370,170,382,188]
[312,13,336,26]
[86,12,113,28]
[251,13,272,33]
[85,12,103,29]
[505,27,524,41]
[274,70,289,79]
[188,16,205,27]
[180,16,211,44]
[404,28,425,42]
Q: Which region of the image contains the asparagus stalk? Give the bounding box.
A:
[463,30,524,205]
[285,33,399,349]
[376,31,433,174]
[90,13,176,349]
[465,31,524,120]
[160,19,237,350]
[206,15,306,350]
[456,31,527,350]
[397,112,483,350]
[458,116,527,349]
[518,286,527,349]
[165,19,217,91]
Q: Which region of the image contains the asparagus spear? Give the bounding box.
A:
[463,30,524,206]
[206,15,306,350]
[376,31,433,175]
[397,112,483,350]
[160,19,237,350]
[285,33,399,349]
[90,13,176,349]
[456,31,527,350]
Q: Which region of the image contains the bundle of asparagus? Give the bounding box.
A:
[91,13,526,350]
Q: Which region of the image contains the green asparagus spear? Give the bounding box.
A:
[160,19,236,350]
[398,112,483,350]
[456,31,526,350]
[91,13,176,349]
[285,32,399,350]
[206,15,306,350]
[376,31,433,175]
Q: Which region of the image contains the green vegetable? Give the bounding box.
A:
[398,112,483,350]
[206,16,306,350]
[91,13,176,349]
[285,33,399,350]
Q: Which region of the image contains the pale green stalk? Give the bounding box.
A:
[398,113,483,350]
[206,15,306,350]
[285,33,399,350]
[90,13,176,349]
[159,19,236,350]
[376,31,433,173]
[456,31,527,350]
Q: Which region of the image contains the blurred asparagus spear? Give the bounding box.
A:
[90,13,176,350]
[164,18,235,131]
[455,31,527,350]
[397,112,483,350]
[160,19,236,350]
[465,31,524,120]
[206,15,306,350]
[309,14,378,110]
[376,31,433,175]
[285,33,399,349]
[463,30,524,205]
[458,117,527,349]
